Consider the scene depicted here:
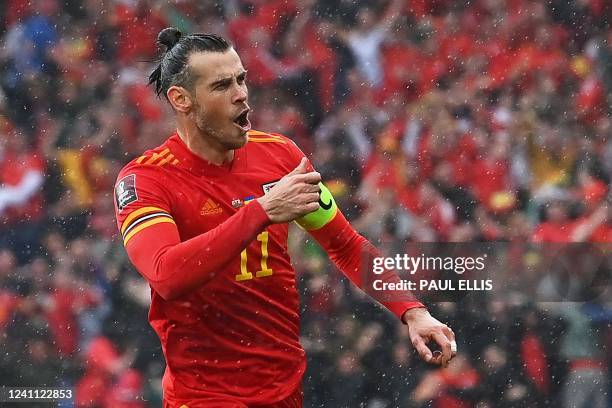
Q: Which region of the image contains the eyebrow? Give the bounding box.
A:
[209,70,248,89]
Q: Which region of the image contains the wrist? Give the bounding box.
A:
[256,196,272,218]
[401,306,429,325]
[251,198,273,227]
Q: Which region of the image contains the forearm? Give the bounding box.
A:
[308,210,424,320]
[127,201,271,300]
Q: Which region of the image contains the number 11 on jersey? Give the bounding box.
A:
[236,231,273,281]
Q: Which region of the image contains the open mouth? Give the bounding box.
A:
[233,109,251,132]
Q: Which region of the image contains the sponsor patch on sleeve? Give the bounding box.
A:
[115,174,138,211]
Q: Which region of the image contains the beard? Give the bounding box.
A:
[193,103,247,150]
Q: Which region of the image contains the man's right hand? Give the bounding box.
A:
[258,158,322,223]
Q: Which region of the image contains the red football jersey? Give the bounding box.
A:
[114,130,423,406]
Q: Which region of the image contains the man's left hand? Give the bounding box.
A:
[402,307,457,367]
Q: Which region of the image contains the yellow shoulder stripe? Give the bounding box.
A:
[157,153,175,166]
[248,131,284,138]
[144,148,170,164]
[121,206,168,235]
[135,148,178,167]
[123,217,175,246]
[248,137,286,144]
[247,130,275,137]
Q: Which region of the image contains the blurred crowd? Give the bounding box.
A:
[0,0,611,406]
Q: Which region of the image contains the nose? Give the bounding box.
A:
[232,84,247,104]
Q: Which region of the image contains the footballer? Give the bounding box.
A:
[114,28,456,408]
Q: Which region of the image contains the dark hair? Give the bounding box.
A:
[148,27,232,98]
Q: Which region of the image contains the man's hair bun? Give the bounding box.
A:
[157,27,182,51]
[149,29,231,97]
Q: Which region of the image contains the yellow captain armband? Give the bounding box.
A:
[295,182,338,231]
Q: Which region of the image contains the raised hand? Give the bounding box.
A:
[258,158,322,223]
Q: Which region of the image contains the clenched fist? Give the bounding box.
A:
[257,158,322,223]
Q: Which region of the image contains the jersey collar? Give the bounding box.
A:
[167,132,248,177]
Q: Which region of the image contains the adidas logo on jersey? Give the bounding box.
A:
[200,199,223,216]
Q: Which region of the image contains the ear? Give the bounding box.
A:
[167,85,193,113]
